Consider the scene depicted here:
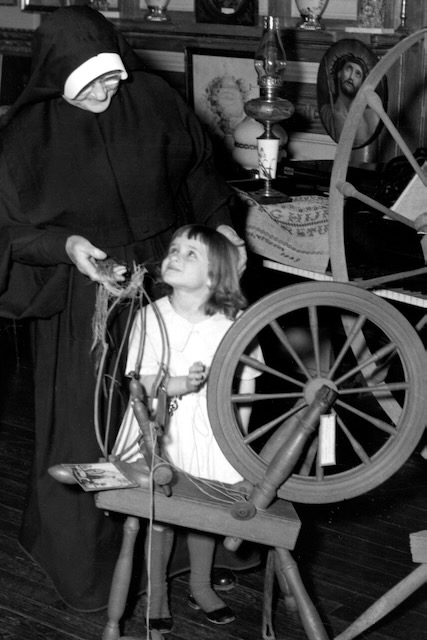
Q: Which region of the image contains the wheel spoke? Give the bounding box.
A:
[334,342,397,386]
[338,181,411,226]
[338,381,409,396]
[243,401,308,445]
[328,314,367,379]
[336,413,371,465]
[366,88,427,182]
[365,353,394,386]
[231,392,305,403]
[308,305,322,376]
[298,437,318,476]
[335,398,398,435]
[315,445,325,481]
[239,353,305,389]
[270,319,313,380]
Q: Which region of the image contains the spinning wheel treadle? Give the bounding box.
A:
[208,282,427,504]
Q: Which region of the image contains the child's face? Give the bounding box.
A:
[161,234,210,294]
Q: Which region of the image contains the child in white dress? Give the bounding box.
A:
[119,224,260,632]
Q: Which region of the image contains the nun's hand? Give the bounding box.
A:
[216,224,247,275]
[65,235,108,282]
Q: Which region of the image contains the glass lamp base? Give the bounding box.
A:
[144,5,170,21]
[254,133,292,203]
[295,0,329,30]
[297,16,325,30]
[250,186,292,205]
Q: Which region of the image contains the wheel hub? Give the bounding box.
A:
[304,377,337,405]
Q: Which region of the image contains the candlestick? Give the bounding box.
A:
[396,0,409,35]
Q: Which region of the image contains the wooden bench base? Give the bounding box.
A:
[96,472,329,640]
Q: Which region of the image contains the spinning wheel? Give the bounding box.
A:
[208,282,427,504]
[207,29,427,506]
[328,28,427,281]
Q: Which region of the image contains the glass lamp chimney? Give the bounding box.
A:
[254,16,287,99]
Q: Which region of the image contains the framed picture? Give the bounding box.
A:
[195,0,256,26]
[317,38,387,149]
[186,47,258,163]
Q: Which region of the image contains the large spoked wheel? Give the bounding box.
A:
[208,283,427,503]
[329,28,427,281]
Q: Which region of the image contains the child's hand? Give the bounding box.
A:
[186,361,208,391]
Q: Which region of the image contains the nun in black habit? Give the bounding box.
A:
[0,5,258,611]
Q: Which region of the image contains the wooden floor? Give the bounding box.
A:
[1,322,427,640]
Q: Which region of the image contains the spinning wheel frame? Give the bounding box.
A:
[329,28,427,281]
[208,283,427,504]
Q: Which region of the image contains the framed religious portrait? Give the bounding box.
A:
[317,38,387,149]
[195,0,257,26]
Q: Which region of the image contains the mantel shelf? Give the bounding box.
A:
[0,14,403,57]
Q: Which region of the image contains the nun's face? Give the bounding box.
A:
[62,72,122,113]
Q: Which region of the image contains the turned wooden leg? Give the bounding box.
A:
[102,516,140,640]
[275,547,329,640]
[334,563,427,640]
[273,549,298,612]
[262,549,276,640]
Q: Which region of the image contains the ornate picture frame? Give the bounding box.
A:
[317,38,387,149]
[186,47,258,142]
[186,47,259,174]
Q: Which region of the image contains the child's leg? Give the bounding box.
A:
[187,531,232,614]
[145,523,174,621]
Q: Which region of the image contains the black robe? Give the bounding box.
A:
[0,6,257,611]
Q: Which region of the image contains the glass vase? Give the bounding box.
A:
[295,0,329,30]
[144,0,170,22]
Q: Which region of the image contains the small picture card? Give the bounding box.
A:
[65,462,139,492]
[319,414,336,467]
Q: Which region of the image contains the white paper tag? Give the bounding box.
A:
[319,414,336,467]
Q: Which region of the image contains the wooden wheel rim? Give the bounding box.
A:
[208,283,427,503]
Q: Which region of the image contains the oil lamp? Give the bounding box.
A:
[244,16,294,203]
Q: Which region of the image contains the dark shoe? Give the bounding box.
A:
[144,617,174,633]
[212,568,236,592]
[188,594,235,625]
